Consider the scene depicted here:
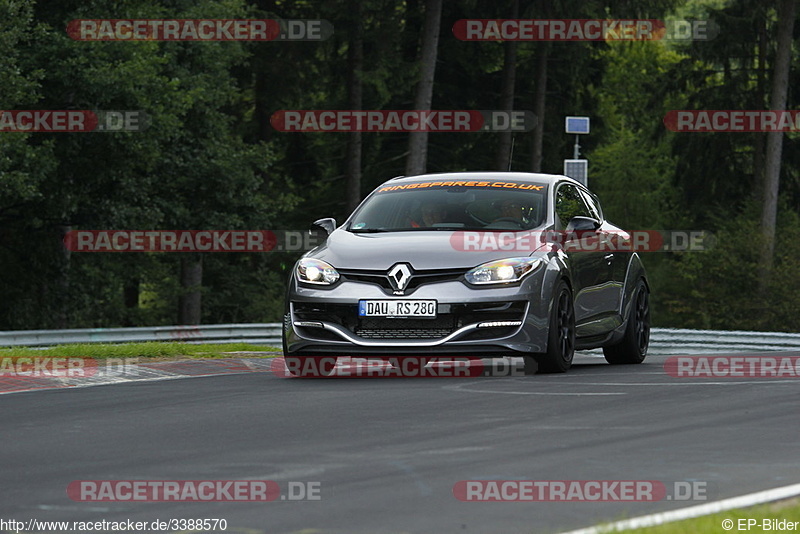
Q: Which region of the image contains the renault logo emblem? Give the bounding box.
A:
[387,263,412,291]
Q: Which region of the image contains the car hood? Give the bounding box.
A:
[309,229,547,270]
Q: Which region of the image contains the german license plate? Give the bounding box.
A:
[358,300,437,318]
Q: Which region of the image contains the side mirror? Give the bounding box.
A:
[565,216,600,234]
[310,217,337,237]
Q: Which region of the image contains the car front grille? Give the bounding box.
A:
[354,317,455,339]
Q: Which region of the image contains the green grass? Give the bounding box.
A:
[0,342,281,360]
[597,498,800,533]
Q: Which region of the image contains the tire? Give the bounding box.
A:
[603,279,650,365]
[284,356,339,377]
[533,280,576,374]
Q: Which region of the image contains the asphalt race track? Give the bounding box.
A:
[2,351,799,534]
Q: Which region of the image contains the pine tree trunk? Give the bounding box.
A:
[752,12,768,201]
[758,0,796,293]
[530,43,549,173]
[495,0,519,171]
[178,255,203,325]
[55,224,71,329]
[405,0,443,176]
[345,1,364,212]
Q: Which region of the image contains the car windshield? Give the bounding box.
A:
[347,181,548,232]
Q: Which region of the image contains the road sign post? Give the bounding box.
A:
[564,116,590,186]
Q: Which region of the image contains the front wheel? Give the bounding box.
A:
[603,279,650,365]
[533,280,576,374]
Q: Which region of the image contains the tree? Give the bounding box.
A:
[494,0,520,171]
[405,0,443,176]
[345,0,364,211]
[530,42,550,172]
[758,0,796,292]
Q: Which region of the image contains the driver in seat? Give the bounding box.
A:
[491,199,536,228]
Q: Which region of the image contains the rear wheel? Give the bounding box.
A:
[603,280,650,365]
[284,356,339,377]
[532,281,576,374]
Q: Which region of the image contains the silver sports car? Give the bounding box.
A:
[283,172,650,376]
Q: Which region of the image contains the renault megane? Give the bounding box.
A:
[283,172,650,376]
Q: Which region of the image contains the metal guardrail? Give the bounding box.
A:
[645,327,800,354]
[1,324,799,353]
[0,324,283,348]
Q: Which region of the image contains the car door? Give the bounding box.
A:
[554,183,615,336]
[579,187,625,329]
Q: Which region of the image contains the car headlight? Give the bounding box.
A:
[296,258,340,285]
[465,258,541,285]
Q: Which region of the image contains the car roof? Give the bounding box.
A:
[384,171,584,189]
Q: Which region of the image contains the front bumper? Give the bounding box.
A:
[284,275,552,356]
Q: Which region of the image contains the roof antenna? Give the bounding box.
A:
[507,134,516,172]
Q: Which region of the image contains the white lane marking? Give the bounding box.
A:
[570,372,671,375]
[245,467,328,480]
[558,481,800,534]
[420,447,492,455]
[443,380,625,396]
[549,380,800,386]
[460,391,626,396]
[240,359,261,370]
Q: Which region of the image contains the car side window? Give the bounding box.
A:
[579,189,603,222]
[555,184,592,228]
